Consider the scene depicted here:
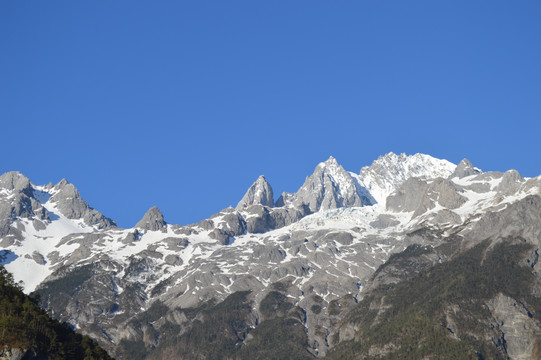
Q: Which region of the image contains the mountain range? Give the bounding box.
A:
[1,152,540,359]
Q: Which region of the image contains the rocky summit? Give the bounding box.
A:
[1,152,541,359]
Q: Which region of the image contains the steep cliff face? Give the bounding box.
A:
[236,175,274,210]
[488,294,541,360]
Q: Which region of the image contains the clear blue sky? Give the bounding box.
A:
[1,1,540,228]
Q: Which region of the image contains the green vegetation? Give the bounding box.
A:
[237,290,313,360]
[0,266,112,359]
[137,289,314,360]
[372,244,431,279]
[259,291,293,318]
[328,239,541,359]
[34,264,94,298]
[147,291,254,360]
[134,300,168,324]
[117,339,146,360]
[237,318,312,360]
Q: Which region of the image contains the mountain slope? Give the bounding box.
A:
[328,237,541,359]
[0,265,112,359]
[1,152,540,359]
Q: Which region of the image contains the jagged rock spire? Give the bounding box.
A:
[292,156,364,212]
[135,206,166,231]
[450,159,480,178]
[236,175,274,210]
[50,179,116,229]
[0,171,32,194]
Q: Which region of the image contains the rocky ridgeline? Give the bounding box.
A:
[1,153,541,359]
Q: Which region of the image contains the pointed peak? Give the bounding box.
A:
[147,205,162,214]
[135,206,166,232]
[0,170,24,178]
[325,156,338,164]
[256,175,268,182]
[317,156,341,169]
[381,151,397,157]
[378,152,403,161]
[236,175,274,210]
[53,178,70,190]
[0,171,32,193]
[451,158,480,178]
[52,178,79,198]
[458,158,474,167]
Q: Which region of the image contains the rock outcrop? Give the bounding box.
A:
[135,206,167,232]
[236,175,274,210]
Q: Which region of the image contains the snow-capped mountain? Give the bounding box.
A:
[1,152,540,359]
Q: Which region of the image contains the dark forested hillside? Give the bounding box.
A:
[0,266,112,359]
[327,238,541,359]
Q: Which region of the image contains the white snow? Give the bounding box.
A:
[3,187,96,292]
[2,153,540,310]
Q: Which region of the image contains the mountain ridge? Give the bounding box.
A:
[1,152,540,359]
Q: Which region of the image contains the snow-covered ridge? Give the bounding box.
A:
[1,152,539,303]
[354,152,456,206]
[2,153,541,358]
[1,152,455,292]
[2,154,541,359]
[1,184,99,291]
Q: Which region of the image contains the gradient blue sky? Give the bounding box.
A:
[1,1,540,228]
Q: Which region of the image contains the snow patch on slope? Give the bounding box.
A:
[3,186,96,292]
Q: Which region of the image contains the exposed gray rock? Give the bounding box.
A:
[386,178,428,213]
[162,237,189,251]
[122,230,142,244]
[200,208,248,241]
[31,251,46,265]
[0,348,35,360]
[208,228,232,244]
[171,226,197,236]
[465,182,491,193]
[496,169,524,192]
[386,177,466,217]
[0,171,32,195]
[250,245,287,263]
[32,219,47,231]
[292,157,365,213]
[428,209,462,225]
[135,206,166,232]
[428,177,467,210]
[466,195,541,247]
[164,254,183,266]
[268,206,307,229]
[488,293,541,360]
[0,173,51,237]
[51,179,115,229]
[214,209,246,236]
[244,205,273,233]
[321,231,354,245]
[450,158,479,178]
[236,175,274,210]
[370,214,400,229]
[137,249,163,260]
[198,219,214,230]
[275,191,295,207]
